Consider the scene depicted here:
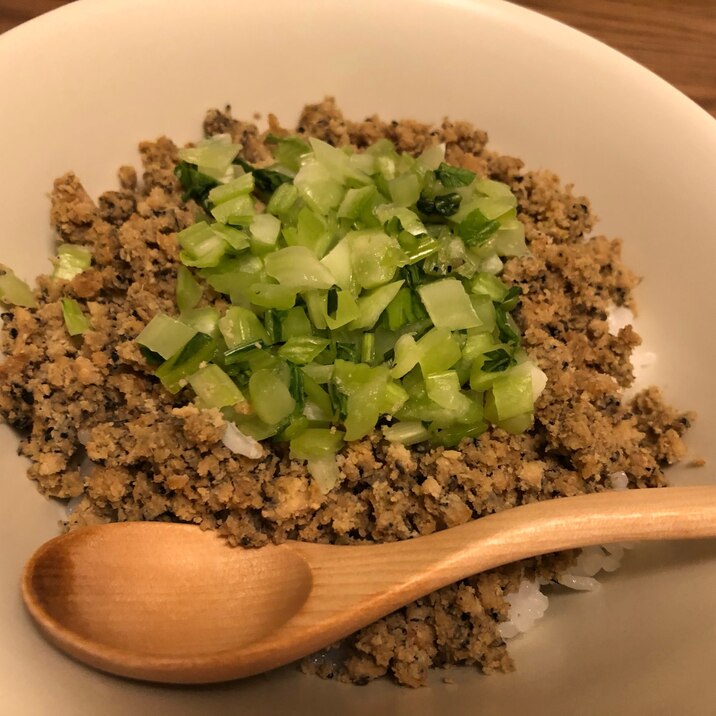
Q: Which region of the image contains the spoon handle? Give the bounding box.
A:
[297,486,716,625]
[404,485,716,587]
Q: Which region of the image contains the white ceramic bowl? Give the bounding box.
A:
[1,1,715,713]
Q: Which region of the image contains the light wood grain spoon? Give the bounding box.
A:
[22,485,716,684]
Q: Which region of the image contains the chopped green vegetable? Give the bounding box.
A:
[208,172,255,205]
[174,161,218,208]
[52,244,92,282]
[178,135,241,173]
[210,194,255,225]
[265,246,335,290]
[481,348,516,373]
[249,369,296,425]
[143,134,538,461]
[60,298,90,336]
[177,222,229,268]
[266,134,311,172]
[417,192,462,217]
[136,314,197,359]
[176,265,202,312]
[457,209,501,247]
[219,306,269,348]
[0,269,36,308]
[155,333,217,393]
[417,279,480,331]
[290,428,345,460]
[382,421,430,445]
[486,368,533,422]
[278,336,330,364]
[188,364,244,408]
[495,304,521,345]
[435,162,476,188]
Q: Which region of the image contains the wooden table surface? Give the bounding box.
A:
[1,0,714,117]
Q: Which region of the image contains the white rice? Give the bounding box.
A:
[607,305,634,336]
[498,580,549,639]
[501,471,634,639]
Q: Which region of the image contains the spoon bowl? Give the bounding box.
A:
[22,486,716,684]
[27,526,314,659]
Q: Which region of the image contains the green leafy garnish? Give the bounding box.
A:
[417,192,462,217]
[174,161,218,209]
[233,157,293,196]
[435,162,476,188]
[266,134,310,172]
[495,304,521,345]
[457,208,501,247]
[500,285,522,311]
[481,348,516,372]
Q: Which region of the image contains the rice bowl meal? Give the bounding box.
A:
[0,97,696,687]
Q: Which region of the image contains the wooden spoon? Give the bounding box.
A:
[22,485,716,684]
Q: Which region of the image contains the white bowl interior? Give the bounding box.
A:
[1,0,715,713]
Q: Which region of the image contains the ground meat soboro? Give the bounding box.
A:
[0,98,694,687]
